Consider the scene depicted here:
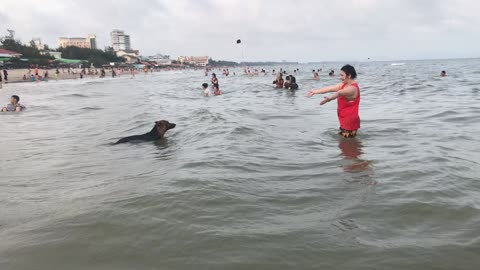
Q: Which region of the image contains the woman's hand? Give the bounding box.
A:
[320,97,330,105]
[307,90,316,97]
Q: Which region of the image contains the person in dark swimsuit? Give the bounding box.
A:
[211,73,219,92]
[289,75,299,90]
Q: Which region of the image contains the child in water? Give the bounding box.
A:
[202,83,210,96]
[214,89,222,95]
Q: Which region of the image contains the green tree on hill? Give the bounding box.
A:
[58,46,126,66]
[1,39,52,60]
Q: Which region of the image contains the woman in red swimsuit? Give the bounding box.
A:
[307,65,360,138]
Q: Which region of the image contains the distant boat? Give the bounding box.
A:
[391,63,406,66]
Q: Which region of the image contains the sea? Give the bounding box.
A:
[1,59,480,270]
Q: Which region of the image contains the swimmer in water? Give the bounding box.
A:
[1,95,25,112]
[202,83,210,96]
[284,75,299,90]
[313,72,319,80]
[288,75,299,90]
[284,75,291,89]
[307,65,361,138]
[329,70,335,76]
[273,73,284,88]
[440,70,447,77]
[211,73,220,92]
[214,88,223,95]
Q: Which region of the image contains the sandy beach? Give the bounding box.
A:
[1,68,103,84]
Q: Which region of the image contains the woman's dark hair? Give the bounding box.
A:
[212,73,216,77]
[341,65,357,79]
[12,95,20,102]
[202,83,208,88]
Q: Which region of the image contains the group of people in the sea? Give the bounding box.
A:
[1,64,450,140]
[202,73,223,96]
[272,73,299,90]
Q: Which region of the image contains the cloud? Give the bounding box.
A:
[0,0,478,61]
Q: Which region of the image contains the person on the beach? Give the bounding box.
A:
[273,73,284,88]
[100,68,105,78]
[44,70,49,81]
[3,69,8,82]
[1,95,25,112]
[0,72,2,89]
[30,74,35,82]
[440,70,447,77]
[307,65,360,138]
[34,66,39,76]
[211,73,220,92]
[55,68,60,81]
[23,74,27,81]
[112,68,116,78]
[202,83,210,96]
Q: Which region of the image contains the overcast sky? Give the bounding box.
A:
[0,0,478,62]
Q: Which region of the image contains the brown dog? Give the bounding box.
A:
[114,120,176,144]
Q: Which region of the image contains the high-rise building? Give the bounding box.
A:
[110,30,131,51]
[59,34,96,49]
[88,34,97,50]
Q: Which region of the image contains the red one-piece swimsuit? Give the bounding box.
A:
[337,83,360,136]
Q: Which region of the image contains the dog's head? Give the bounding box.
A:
[154,120,176,136]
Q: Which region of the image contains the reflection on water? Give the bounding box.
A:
[339,137,375,184]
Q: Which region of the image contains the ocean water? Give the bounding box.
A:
[1,59,480,270]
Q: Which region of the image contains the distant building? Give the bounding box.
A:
[0,48,22,58]
[88,34,97,49]
[177,56,209,67]
[116,49,140,64]
[111,30,131,51]
[59,34,97,49]
[148,54,171,65]
[31,38,45,51]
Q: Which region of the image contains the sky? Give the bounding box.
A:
[0,0,478,62]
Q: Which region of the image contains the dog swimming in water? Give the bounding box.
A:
[114,120,176,144]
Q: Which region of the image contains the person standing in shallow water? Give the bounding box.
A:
[211,73,220,92]
[307,65,361,138]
